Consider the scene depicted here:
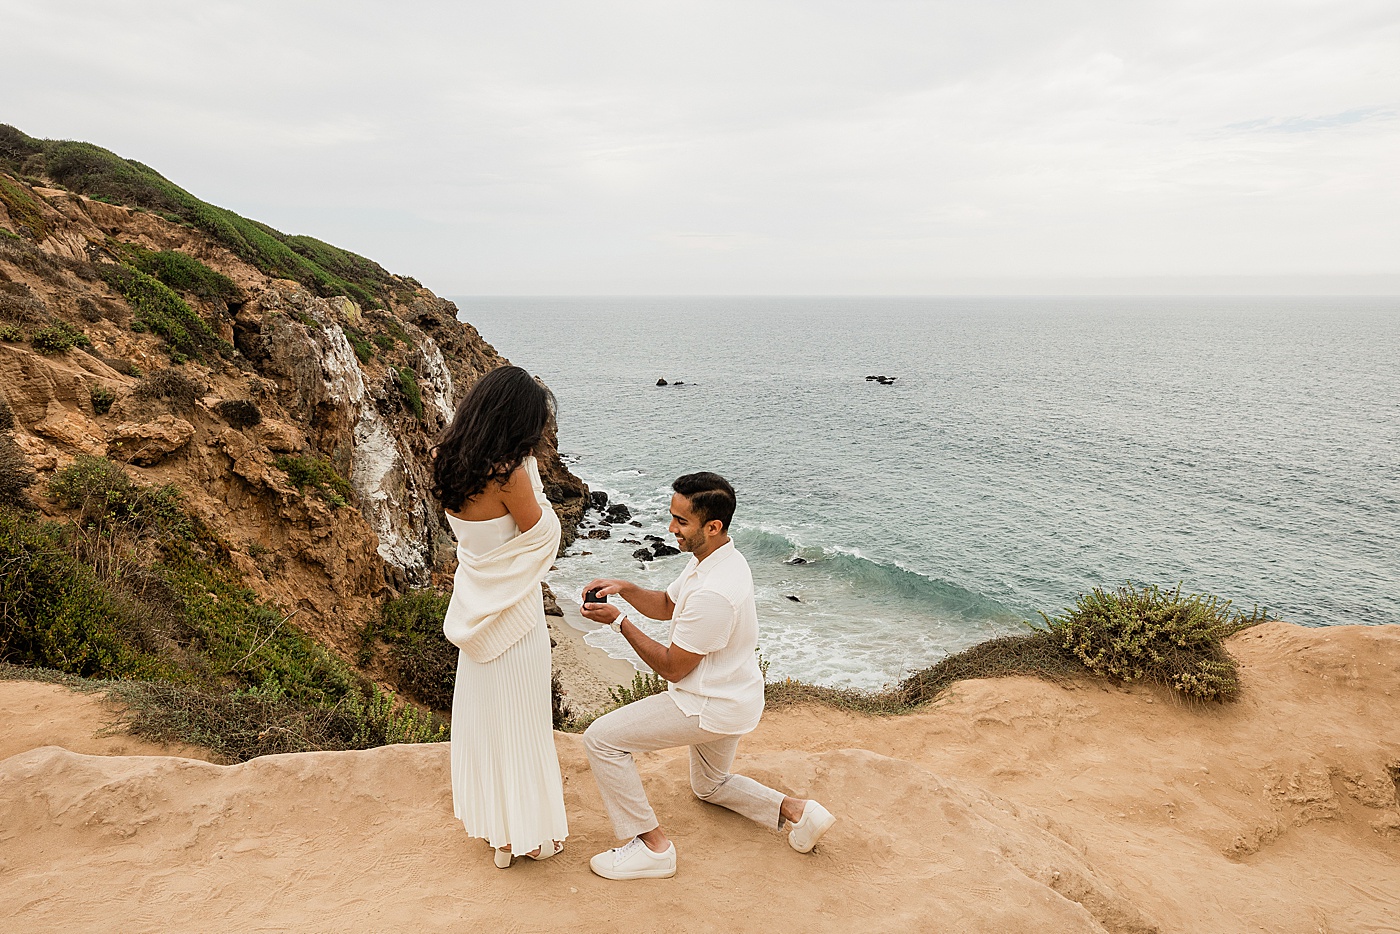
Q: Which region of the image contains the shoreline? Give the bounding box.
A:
[548,601,638,717]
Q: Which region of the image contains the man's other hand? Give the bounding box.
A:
[580,600,622,626]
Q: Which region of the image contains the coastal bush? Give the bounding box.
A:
[0,432,35,509]
[1038,583,1265,701]
[30,321,90,354]
[97,263,229,360]
[0,508,177,679]
[345,326,373,364]
[107,679,446,763]
[608,670,669,707]
[214,398,261,429]
[0,323,21,341]
[125,247,240,304]
[48,455,191,542]
[398,366,424,420]
[894,631,1082,707]
[359,590,456,710]
[274,455,354,508]
[0,174,46,241]
[132,368,202,411]
[89,384,116,416]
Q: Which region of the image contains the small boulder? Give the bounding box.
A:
[643,534,664,543]
[632,547,655,562]
[650,543,681,558]
[589,489,609,512]
[587,529,611,540]
[606,503,632,523]
[620,538,642,545]
[784,594,802,603]
[785,556,809,565]
[107,415,196,466]
[656,378,668,386]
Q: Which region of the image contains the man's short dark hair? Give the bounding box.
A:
[672,472,736,531]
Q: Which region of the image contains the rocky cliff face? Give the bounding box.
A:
[0,163,586,655]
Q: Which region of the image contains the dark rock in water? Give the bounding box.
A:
[650,543,681,558]
[656,378,668,386]
[866,375,879,381]
[644,534,664,543]
[785,556,809,565]
[784,594,802,602]
[589,490,609,512]
[620,538,642,545]
[673,381,684,386]
[586,529,611,540]
[632,547,655,562]
[629,520,643,527]
[606,503,632,522]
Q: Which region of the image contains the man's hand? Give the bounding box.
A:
[579,601,622,626]
[580,579,628,627]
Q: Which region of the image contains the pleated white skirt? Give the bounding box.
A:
[450,607,569,852]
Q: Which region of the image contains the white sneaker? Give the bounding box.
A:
[787,800,836,853]
[589,836,677,880]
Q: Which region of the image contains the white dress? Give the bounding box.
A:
[444,485,569,852]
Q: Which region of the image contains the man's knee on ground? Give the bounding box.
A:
[691,772,728,801]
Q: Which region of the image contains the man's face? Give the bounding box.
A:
[668,493,711,553]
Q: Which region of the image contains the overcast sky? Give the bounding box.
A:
[6,1,1399,294]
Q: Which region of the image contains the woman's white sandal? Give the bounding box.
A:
[528,840,564,861]
[494,848,514,869]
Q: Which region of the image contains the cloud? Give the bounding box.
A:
[4,0,1398,292]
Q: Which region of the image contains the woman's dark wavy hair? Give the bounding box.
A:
[432,366,556,512]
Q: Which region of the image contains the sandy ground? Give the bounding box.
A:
[2,622,1398,933]
[549,602,638,716]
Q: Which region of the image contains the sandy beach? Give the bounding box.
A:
[548,600,639,716]
[3,621,1398,933]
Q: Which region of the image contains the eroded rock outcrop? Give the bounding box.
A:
[0,169,586,655]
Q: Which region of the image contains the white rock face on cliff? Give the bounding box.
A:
[419,337,455,424]
[319,321,434,583]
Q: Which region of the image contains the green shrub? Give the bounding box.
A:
[125,247,240,304]
[97,263,230,360]
[359,590,455,709]
[398,367,424,420]
[894,631,1082,707]
[1038,584,1265,701]
[0,323,21,341]
[372,332,396,353]
[48,455,191,540]
[89,384,116,416]
[30,321,90,354]
[274,455,354,508]
[0,174,46,241]
[345,326,373,363]
[0,510,176,679]
[0,432,34,509]
[107,679,446,763]
[608,670,669,707]
[214,398,261,429]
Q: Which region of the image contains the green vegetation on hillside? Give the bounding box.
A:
[0,455,445,761]
[97,263,230,360]
[119,245,241,304]
[0,124,401,308]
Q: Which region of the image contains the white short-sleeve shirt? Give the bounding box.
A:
[664,540,765,735]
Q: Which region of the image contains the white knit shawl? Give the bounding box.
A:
[442,463,562,663]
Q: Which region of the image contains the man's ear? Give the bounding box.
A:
[705,518,725,537]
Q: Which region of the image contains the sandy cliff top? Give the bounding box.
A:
[3,621,1396,933]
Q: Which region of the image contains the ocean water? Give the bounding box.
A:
[454,296,1400,690]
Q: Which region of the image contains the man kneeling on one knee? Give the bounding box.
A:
[580,471,836,881]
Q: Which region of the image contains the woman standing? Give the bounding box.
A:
[432,365,568,868]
